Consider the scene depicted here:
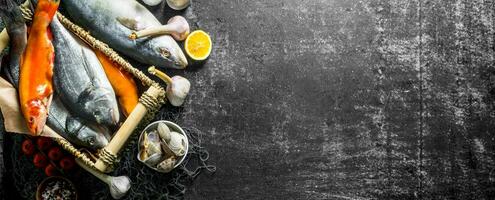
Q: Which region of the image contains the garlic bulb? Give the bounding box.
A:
[166,76,191,107]
[167,16,190,41]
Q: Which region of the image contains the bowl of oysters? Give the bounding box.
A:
[138,120,188,173]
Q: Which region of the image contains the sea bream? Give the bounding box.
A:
[50,16,120,126]
[1,0,109,149]
[60,0,188,69]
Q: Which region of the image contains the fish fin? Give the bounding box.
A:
[65,116,81,135]
[45,95,53,113]
[77,86,95,105]
[116,17,149,31]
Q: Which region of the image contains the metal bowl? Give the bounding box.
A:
[137,120,189,172]
[36,176,78,200]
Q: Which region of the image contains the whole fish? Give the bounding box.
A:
[95,50,139,117]
[51,16,120,126]
[1,2,110,149]
[19,0,59,135]
[47,97,110,149]
[61,0,188,69]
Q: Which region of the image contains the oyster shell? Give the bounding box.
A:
[139,132,150,161]
[143,153,163,167]
[146,131,162,156]
[167,131,186,156]
[157,157,176,173]
[157,123,171,143]
[139,131,163,165]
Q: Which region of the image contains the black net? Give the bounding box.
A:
[7,106,215,199]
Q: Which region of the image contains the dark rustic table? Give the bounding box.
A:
[3,0,495,199]
[180,0,495,199]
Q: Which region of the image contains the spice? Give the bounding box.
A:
[40,179,76,200]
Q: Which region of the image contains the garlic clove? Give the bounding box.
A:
[166,76,191,107]
[110,176,131,199]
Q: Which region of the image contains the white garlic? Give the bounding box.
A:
[166,76,191,107]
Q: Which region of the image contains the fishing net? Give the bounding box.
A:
[7,106,216,199]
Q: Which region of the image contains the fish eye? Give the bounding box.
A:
[159,47,171,58]
[88,137,95,145]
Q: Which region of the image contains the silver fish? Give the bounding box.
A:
[48,97,110,149]
[61,0,188,69]
[1,1,109,149]
[50,16,120,126]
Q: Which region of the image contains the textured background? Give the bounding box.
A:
[177,0,495,199]
[4,0,495,199]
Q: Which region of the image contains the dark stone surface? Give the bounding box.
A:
[173,0,495,199]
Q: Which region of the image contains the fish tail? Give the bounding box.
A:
[34,0,59,20]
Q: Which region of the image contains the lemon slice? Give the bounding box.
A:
[184,30,212,61]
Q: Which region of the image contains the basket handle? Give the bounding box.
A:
[94,86,163,172]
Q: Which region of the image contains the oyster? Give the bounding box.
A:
[157,123,171,143]
[139,132,150,161]
[157,157,176,173]
[143,153,163,167]
[167,131,186,156]
[146,131,162,156]
[139,131,163,165]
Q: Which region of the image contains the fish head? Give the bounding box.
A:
[25,99,48,134]
[66,117,109,149]
[150,37,188,69]
[81,88,120,126]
